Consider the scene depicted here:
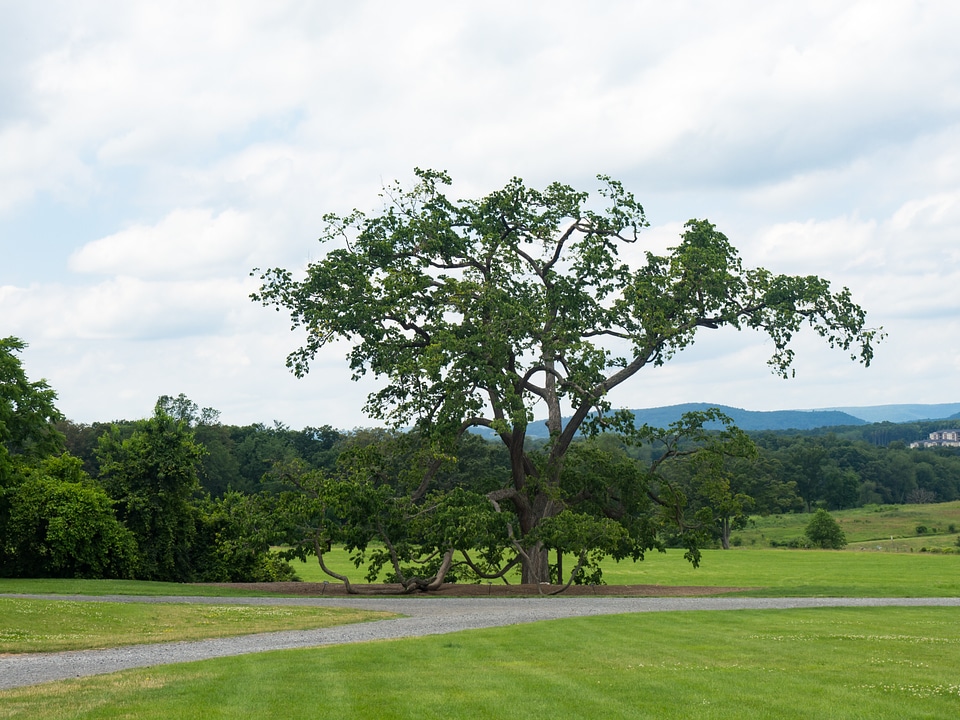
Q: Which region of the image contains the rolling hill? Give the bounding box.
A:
[472,402,960,438]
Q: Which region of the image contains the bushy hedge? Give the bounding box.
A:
[1,457,137,578]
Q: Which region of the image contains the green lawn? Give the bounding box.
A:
[2,543,958,717]
[0,578,293,598]
[0,598,394,653]
[2,607,959,719]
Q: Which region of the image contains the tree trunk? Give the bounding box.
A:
[720,516,731,550]
[520,541,551,584]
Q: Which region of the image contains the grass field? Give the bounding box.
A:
[0,578,296,598]
[287,545,960,597]
[2,607,959,719]
[735,500,960,549]
[0,598,393,653]
[283,501,960,590]
[3,512,959,718]
[2,546,956,600]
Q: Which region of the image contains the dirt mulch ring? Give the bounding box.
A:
[201,582,750,597]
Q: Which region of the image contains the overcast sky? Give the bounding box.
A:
[2,0,959,429]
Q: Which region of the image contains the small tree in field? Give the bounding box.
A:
[254,170,879,587]
[805,508,846,549]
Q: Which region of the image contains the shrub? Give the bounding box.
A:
[2,457,138,578]
[805,509,847,549]
[916,525,929,535]
[770,537,811,549]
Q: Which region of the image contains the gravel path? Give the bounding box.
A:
[3,594,960,690]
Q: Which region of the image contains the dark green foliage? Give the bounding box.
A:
[193,422,243,497]
[770,537,812,549]
[96,404,206,581]
[767,432,960,509]
[192,492,298,582]
[1,455,137,578]
[55,420,109,476]
[0,337,64,486]
[659,446,799,550]
[94,401,301,583]
[805,508,847,549]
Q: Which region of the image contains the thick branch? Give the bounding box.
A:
[313,536,357,594]
[545,550,588,596]
[459,551,521,581]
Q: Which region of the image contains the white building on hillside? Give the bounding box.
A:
[910,430,960,448]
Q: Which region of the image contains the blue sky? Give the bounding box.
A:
[2,0,960,429]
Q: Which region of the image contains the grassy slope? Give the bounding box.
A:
[2,607,959,719]
[736,500,960,549]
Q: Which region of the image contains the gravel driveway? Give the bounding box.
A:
[3,594,959,690]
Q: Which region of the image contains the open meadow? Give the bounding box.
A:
[283,501,960,592]
[288,541,960,598]
[734,501,960,551]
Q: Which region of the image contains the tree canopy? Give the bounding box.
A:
[96,405,207,581]
[253,170,881,587]
[1,337,63,485]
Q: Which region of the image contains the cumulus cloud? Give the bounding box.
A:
[2,275,257,342]
[69,209,258,279]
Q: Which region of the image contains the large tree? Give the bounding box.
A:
[253,170,880,584]
[96,403,206,581]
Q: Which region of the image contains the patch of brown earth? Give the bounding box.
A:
[201,582,749,597]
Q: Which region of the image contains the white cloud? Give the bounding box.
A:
[752,217,882,274]
[4,0,955,217]
[69,209,258,279]
[2,275,258,342]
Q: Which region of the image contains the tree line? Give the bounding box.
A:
[7,352,959,586]
[59,401,960,514]
[38,391,960,578]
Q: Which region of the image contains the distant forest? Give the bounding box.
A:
[58,398,960,512]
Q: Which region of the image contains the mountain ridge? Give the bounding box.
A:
[473,402,960,438]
